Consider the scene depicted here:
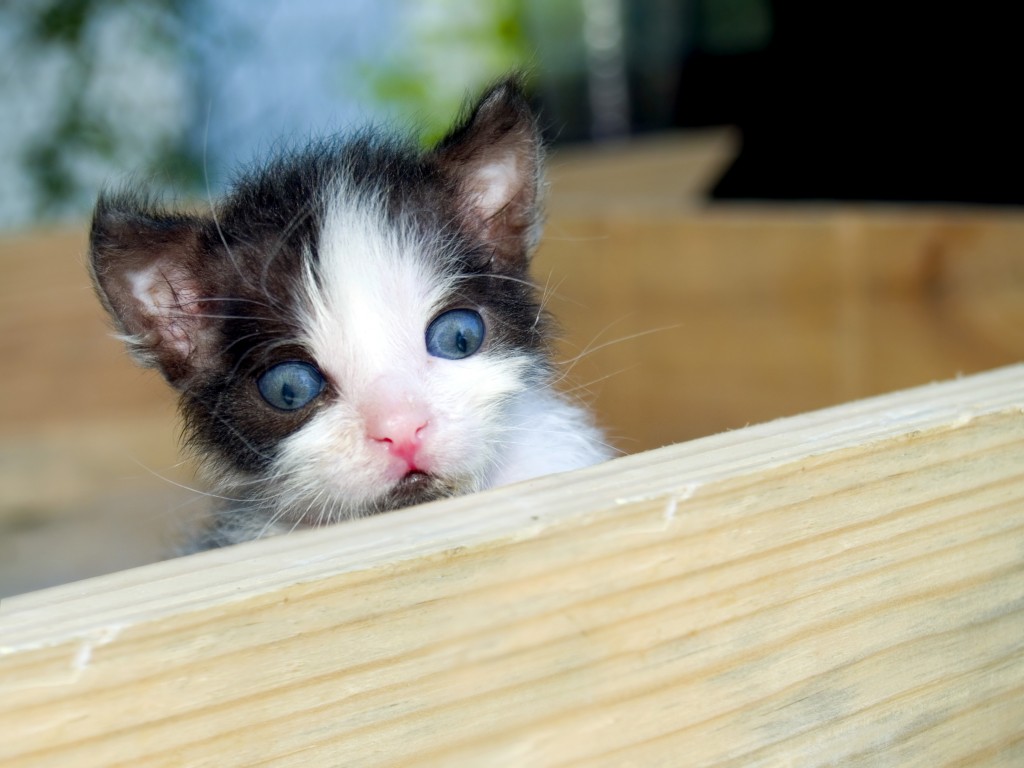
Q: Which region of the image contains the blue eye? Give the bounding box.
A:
[425,308,485,360]
[257,362,325,411]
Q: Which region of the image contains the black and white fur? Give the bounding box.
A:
[90,77,611,551]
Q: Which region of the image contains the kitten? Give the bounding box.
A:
[90,77,612,552]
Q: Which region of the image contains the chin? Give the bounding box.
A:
[375,472,454,512]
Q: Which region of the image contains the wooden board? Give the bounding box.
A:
[537,205,1024,450]
[2,364,1023,766]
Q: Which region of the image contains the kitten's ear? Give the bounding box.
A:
[433,76,543,271]
[89,191,215,386]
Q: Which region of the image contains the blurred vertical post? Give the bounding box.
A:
[581,0,629,139]
[524,1,690,144]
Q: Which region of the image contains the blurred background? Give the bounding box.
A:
[3,0,1021,230]
[2,0,1023,596]
[3,0,672,229]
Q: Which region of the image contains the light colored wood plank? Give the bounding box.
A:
[536,205,1024,450]
[546,129,739,213]
[2,364,1022,767]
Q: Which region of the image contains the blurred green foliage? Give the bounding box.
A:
[7,0,201,223]
[4,0,538,226]
[359,0,532,146]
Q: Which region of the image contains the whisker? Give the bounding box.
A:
[125,456,252,503]
[552,363,638,396]
[557,323,680,381]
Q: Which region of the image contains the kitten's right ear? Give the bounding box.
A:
[432,76,544,272]
[89,191,214,386]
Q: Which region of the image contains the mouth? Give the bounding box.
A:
[395,470,432,493]
[290,471,457,527]
[383,470,449,509]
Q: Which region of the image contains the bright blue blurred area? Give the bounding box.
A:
[187,0,405,180]
[0,0,539,229]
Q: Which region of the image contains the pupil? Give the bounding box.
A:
[455,331,467,354]
[281,382,295,407]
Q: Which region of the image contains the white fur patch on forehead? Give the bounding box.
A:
[299,188,457,384]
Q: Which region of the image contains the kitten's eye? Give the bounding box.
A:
[425,309,485,360]
[257,362,325,411]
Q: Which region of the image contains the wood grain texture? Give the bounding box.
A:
[3,365,1023,767]
[537,206,1024,451]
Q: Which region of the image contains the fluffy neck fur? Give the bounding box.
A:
[90,77,612,551]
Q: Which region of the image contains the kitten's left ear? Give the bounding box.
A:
[89,191,217,387]
[432,76,543,272]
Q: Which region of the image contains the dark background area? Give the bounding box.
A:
[666,1,1023,204]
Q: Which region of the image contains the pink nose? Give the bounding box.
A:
[364,404,430,469]
[371,427,426,465]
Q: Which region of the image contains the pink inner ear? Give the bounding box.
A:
[468,156,521,220]
[126,262,204,361]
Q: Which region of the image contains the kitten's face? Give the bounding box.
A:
[193,187,545,525]
[90,78,549,529]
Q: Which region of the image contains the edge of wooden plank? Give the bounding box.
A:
[2,363,1023,650]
